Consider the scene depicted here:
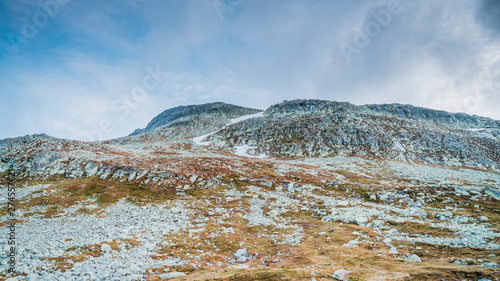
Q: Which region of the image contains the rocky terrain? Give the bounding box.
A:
[0,99,499,280]
[207,100,500,169]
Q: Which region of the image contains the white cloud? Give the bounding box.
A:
[1,0,500,140]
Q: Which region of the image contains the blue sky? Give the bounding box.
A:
[1,0,499,141]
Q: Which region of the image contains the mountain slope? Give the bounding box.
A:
[0,100,499,280]
[205,99,500,169]
[129,102,262,139]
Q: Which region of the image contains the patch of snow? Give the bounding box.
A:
[192,132,216,146]
[465,128,497,139]
[192,112,264,146]
[393,140,406,152]
[234,145,268,159]
[227,112,264,125]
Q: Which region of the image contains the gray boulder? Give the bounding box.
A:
[406,254,422,262]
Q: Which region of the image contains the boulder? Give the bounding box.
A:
[101,244,112,254]
[406,254,422,262]
[233,248,248,262]
[332,269,349,280]
[354,216,368,226]
[480,262,498,268]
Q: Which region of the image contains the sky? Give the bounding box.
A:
[0,0,499,141]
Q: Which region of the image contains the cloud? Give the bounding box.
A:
[1,0,500,141]
[476,0,500,37]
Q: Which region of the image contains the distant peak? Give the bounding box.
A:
[129,102,263,136]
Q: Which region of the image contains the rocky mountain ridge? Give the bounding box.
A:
[205,99,500,169]
[265,100,500,129]
[1,99,499,180]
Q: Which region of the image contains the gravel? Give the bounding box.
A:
[160,272,187,279]
[0,199,190,279]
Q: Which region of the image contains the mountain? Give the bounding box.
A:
[0,99,499,280]
[129,102,262,139]
[203,99,500,169]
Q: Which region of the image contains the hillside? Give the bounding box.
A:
[0,100,499,280]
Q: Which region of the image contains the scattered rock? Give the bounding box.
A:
[379,193,390,201]
[190,175,198,183]
[388,248,398,254]
[451,260,468,265]
[406,254,422,262]
[354,215,368,226]
[160,272,187,279]
[332,269,349,280]
[233,248,248,262]
[485,188,500,200]
[342,239,360,247]
[480,262,498,268]
[101,243,112,254]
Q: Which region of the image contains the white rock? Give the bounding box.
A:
[190,175,198,183]
[101,244,112,253]
[26,274,39,280]
[160,272,187,279]
[355,216,368,226]
[233,248,248,262]
[371,220,385,227]
[129,265,141,274]
[480,262,498,268]
[388,248,398,254]
[379,193,390,201]
[170,207,182,214]
[332,269,349,280]
[336,200,349,206]
[342,239,359,247]
[406,254,422,262]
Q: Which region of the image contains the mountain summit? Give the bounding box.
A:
[129,102,262,139]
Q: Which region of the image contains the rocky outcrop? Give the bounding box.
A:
[264,99,500,129]
[129,102,262,139]
[1,100,499,177]
[207,99,500,169]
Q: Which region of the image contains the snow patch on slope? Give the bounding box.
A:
[192,112,264,147]
[234,145,268,159]
[192,132,215,146]
[465,128,497,139]
[227,112,264,125]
